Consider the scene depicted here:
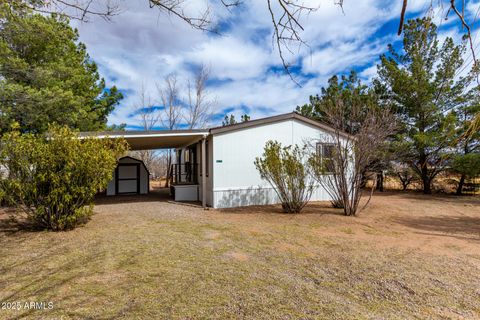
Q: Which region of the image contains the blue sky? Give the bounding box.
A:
[71,0,479,129]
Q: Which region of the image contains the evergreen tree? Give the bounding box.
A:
[377,18,472,194]
[240,113,250,122]
[296,95,321,120]
[222,114,237,126]
[453,88,480,194]
[222,113,250,126]
[296,71,378,135]
[0,6,122,133]
[297,71,395,192]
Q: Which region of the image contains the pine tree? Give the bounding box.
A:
[0,6,122,133]
[377,18,471,194]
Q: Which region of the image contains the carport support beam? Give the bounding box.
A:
[201,137,207,209]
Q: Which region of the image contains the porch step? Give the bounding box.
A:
[172,184,199,202]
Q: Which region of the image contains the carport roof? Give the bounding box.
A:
[79,129,209,150]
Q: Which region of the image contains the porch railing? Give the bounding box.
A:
[170,163,198,185]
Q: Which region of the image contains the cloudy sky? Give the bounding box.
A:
[71,0,478,129]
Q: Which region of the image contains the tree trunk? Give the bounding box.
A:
[422,175,431,194]
[376,171,384,192]
[456,144,470,196]
[419,154,432,194]
[360,171,368,188]
[456,175,465,195]
[164,149,172,188]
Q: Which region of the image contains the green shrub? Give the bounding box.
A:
[452,153,480,178]
[0,126,127,230]
[254,141,315,213]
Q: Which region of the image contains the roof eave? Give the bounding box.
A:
[209,112,355,140]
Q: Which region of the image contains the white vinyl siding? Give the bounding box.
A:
[211,118,342,208]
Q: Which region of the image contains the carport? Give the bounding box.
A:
[80,129,210,207]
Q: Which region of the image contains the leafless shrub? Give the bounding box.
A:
[310,101,396,216]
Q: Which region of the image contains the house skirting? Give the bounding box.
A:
[212,185,330,208]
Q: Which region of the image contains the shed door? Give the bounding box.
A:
[116,164,140,194]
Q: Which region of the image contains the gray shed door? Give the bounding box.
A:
[116,164,140,194]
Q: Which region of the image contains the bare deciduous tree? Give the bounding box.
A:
[157,74,182,187]
[7,0,328,83]
[130,83,160,172]
[149,151,169,180]
[184,64,215,129]
[148,0,212,31]
[310,101,396,216]
[390,161,416,191]
[266,0,317,85]
[158,74,182,131]
[5,0,121,21]
[10,0,480,87]
[129,69,215,186]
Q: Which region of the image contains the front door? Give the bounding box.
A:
[116,163,140,194]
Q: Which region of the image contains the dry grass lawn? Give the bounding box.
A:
[0,191,479,319]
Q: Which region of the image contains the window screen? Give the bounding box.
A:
[316,143,335,174]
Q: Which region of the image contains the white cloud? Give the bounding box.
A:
[301,37,388,76]
[186,36,273,80]
[359,64,378,82]
[71,0,453,127]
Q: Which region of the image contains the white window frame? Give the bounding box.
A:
[316,142,335,174]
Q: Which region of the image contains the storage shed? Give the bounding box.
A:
[106,156,149,196]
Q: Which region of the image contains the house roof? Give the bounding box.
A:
[79,112,352,150]
[209,112,353,139]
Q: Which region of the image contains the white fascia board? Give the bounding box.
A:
[86,132,210,139]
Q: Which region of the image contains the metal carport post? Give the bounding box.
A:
[201,135,207,209]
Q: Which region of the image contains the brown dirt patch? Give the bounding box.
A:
[216,192,480,258]
[225,251,250,262]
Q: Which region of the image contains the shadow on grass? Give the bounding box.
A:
[1,249,133,320]
[0,208,41,236]
[218,201,344,216]
[94,187,172,205]
[372,190,480,206]
[0,226,137,320]
[392,215,480,241]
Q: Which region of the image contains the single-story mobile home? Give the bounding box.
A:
[83,112,351,208]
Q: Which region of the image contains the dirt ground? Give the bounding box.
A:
[220,191,480,256]
[0,191,479,319]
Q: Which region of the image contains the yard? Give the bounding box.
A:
[0,192,479,319]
